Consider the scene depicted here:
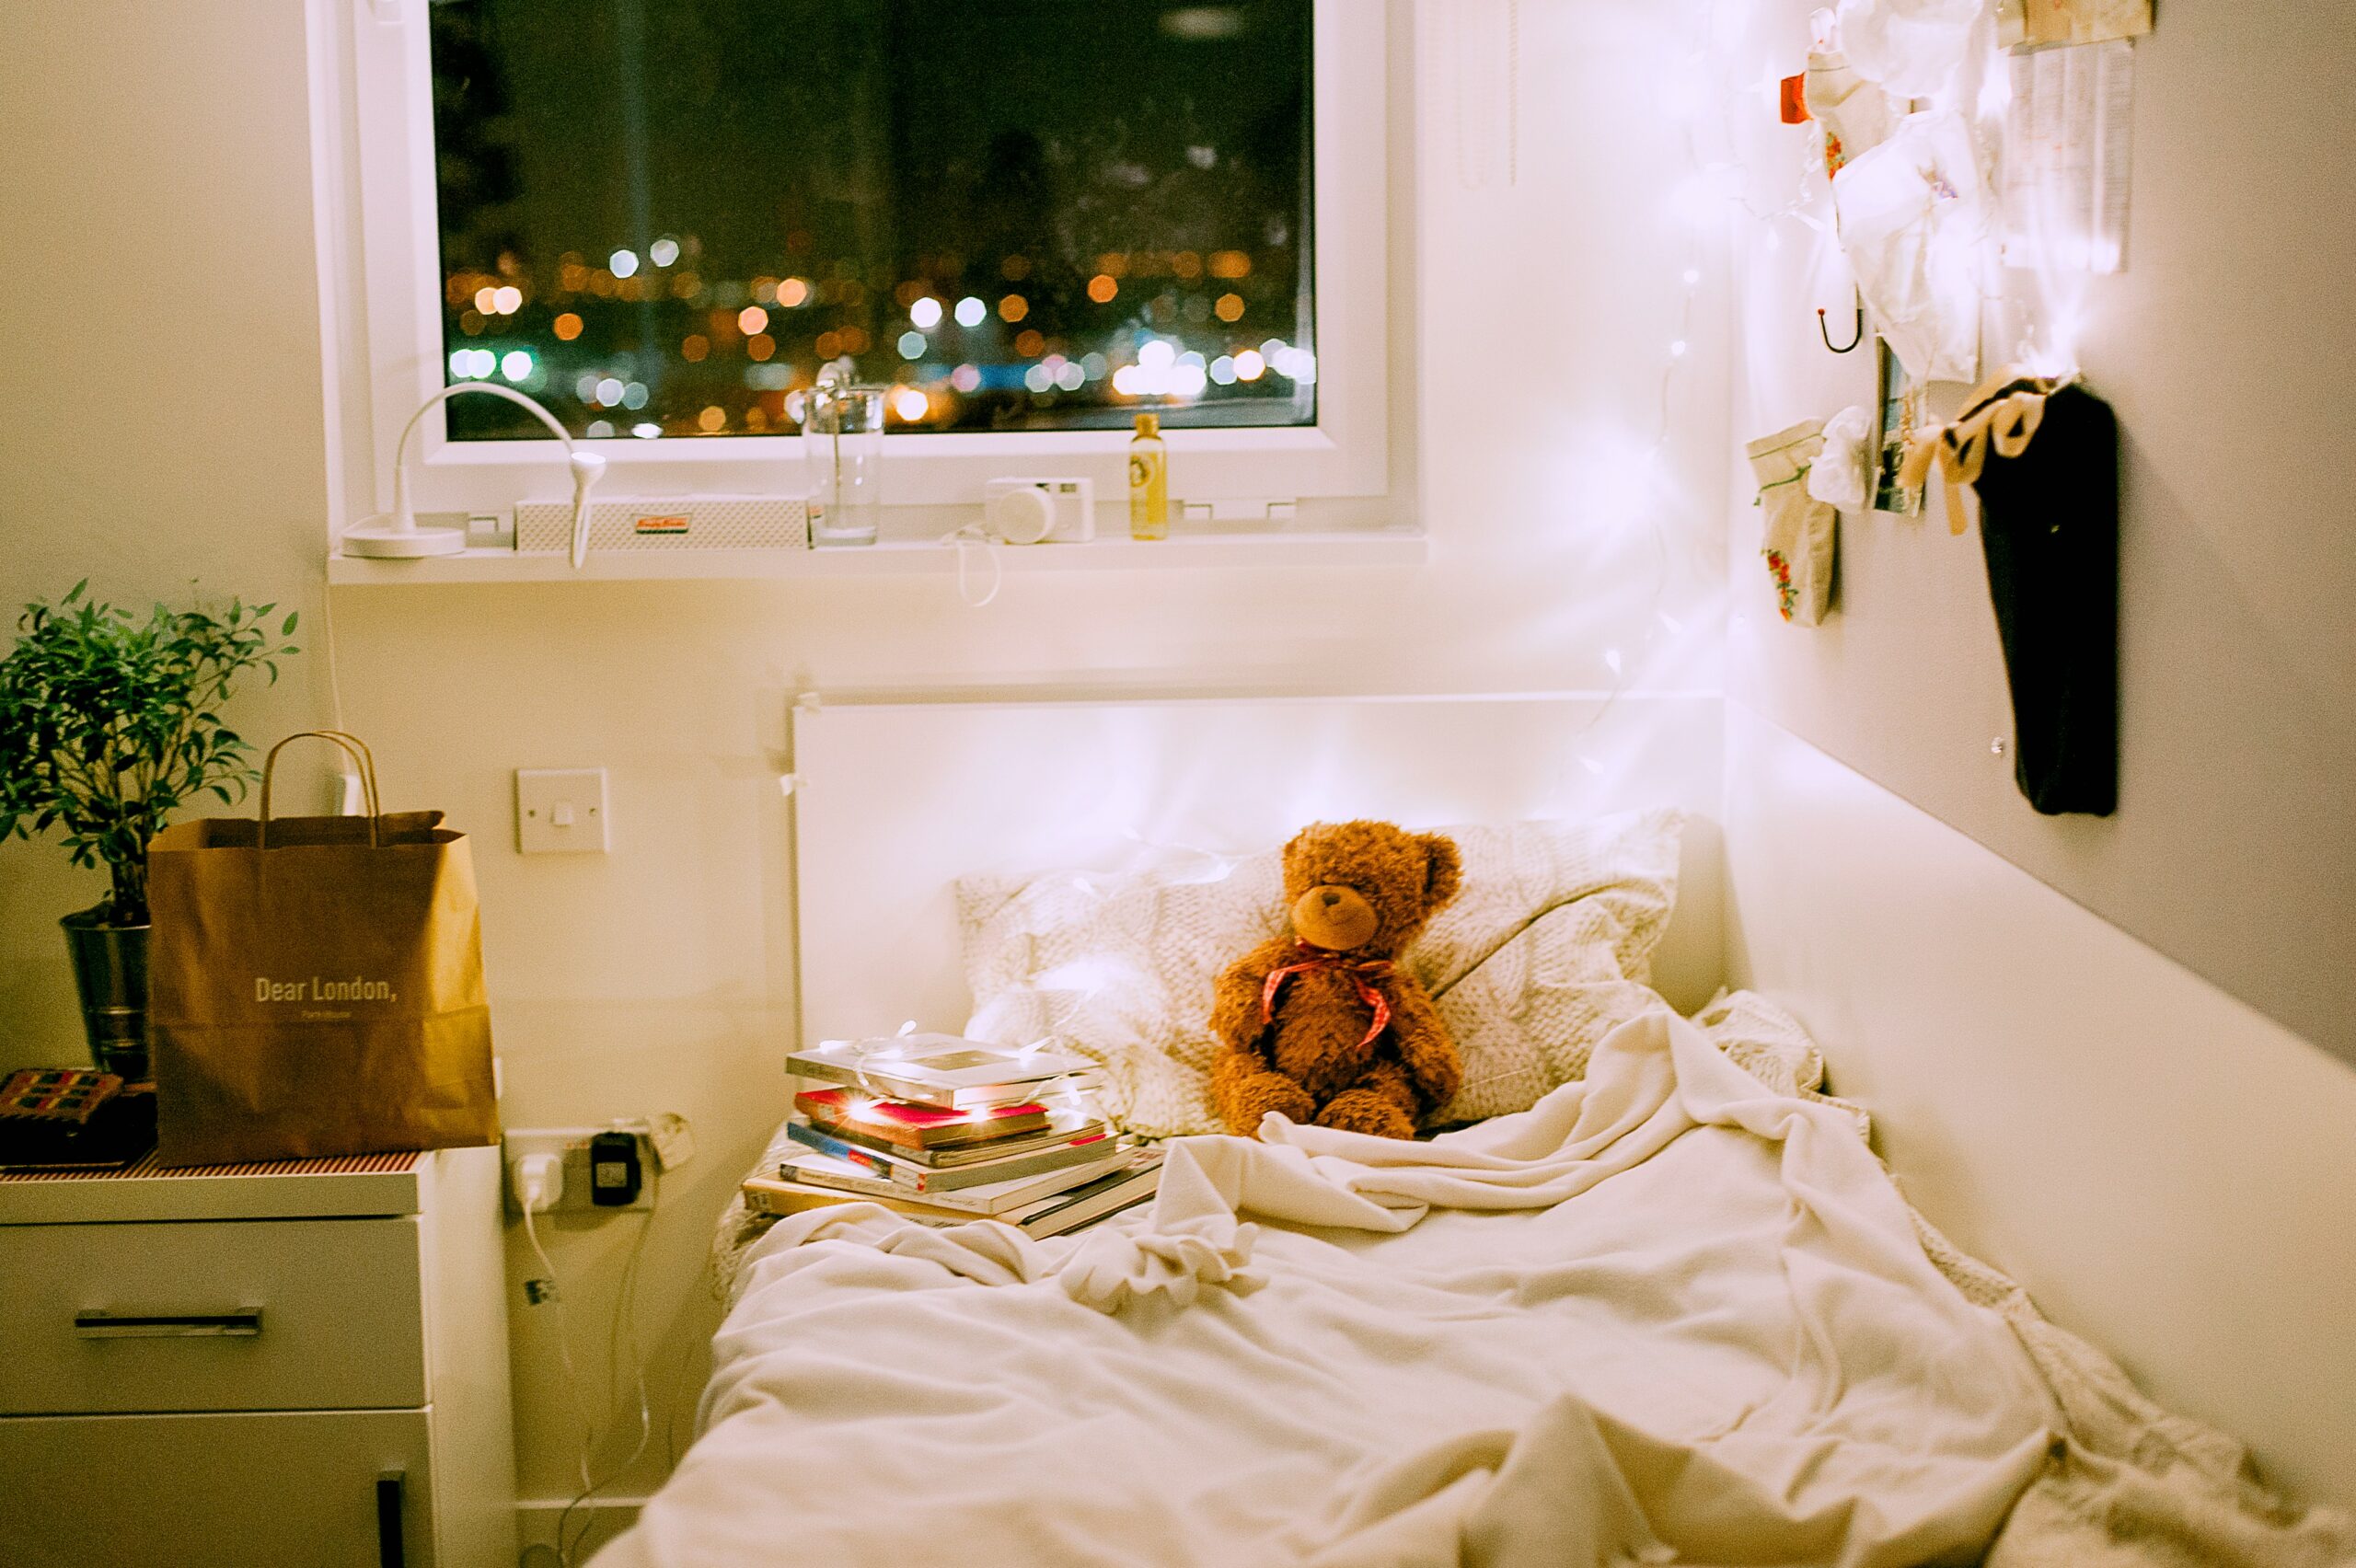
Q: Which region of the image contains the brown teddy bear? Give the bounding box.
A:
[1208,821,1464,1139]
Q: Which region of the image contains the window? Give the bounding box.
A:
[324,0,1392,525]
[429,0,1317,444]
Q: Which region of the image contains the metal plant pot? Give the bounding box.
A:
[60,909,151,1082]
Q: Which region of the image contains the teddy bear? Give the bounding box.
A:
[1208,821,1464,1139]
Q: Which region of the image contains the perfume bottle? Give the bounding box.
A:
[1128,412,1168,540]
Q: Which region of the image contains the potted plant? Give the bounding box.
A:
[0,583,298,1079]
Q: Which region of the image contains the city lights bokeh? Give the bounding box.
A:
[428,0,1316,443]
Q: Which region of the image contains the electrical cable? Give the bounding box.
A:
[519,1198,599,1502]
[942,523,1004,607]
[554,1182,659,1566]
[662,1333,695,1472]
[318,563,349,738]
[1450,0,1522,190]
[1505,0,1520,186]
[1562,0,1726,758]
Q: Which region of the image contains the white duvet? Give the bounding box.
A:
[602,1009,2349,1567]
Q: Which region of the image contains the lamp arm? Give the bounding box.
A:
[386,382,605,570]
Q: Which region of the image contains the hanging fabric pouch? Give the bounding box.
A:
[1746,420,1838,626]
[1806,51,1895,177]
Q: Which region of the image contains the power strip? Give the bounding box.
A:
[505,1124,659,1214]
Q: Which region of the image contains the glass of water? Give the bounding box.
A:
[802,382,887,546]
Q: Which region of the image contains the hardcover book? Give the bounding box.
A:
[779,1143,1133,1216]
[783,1119,1116,1193]
[799,1106,1109,1168]
[1006,1151,1163,1239]
[741,1147,1162,1238]
[786,1033,1103,1111]
[741,1176,984,1226]
[791,1088,1053,1150]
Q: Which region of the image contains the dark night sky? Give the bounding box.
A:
[436,0,1309,282]
[429,0,1312,437]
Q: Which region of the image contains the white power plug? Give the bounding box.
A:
[513,1150,564,1214]
[503,1120,686,1215]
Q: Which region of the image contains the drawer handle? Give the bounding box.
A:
[377,1470,407,1568]
[73,1308,264,1339]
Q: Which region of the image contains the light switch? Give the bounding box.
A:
[515,767,610,854]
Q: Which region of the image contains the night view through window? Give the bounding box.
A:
[430,0,1315,443]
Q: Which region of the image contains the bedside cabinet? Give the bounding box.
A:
[0,1146,516,1568]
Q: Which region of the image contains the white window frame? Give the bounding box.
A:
[309,0,1396,541]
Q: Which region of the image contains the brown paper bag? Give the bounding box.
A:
[146,732,498,1166]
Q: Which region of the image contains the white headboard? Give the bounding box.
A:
[791,693,1726,1044]
[1721,701,2356,1511]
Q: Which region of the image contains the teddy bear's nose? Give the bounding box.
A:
[1321,890,1343,906]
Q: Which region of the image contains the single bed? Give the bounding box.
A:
[625,993,2347,1567]
[597,695,2354,1566]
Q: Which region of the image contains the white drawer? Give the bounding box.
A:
[0,1216,427,1414]
[0,1407,436,1568]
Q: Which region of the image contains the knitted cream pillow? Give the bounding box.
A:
[958,809,1685,1136]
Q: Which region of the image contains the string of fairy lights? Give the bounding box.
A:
[1445,0,1864,752]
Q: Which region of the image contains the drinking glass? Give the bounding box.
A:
[803,383,887,546]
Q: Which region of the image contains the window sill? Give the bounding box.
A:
[325,527,1426,584]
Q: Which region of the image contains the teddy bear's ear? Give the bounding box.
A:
[1420,833,1463,910]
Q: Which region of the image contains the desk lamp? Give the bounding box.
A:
[341,382,607,568]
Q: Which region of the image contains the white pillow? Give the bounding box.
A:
[958,809,1685,1136]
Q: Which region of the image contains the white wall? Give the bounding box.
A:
[1721,0,2356,1064]
[1705,0,2356,1508]
[0,0,1731,1505]
[1722,704,2356,1510]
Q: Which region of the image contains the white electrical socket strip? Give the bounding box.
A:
[505,1124,658,1215]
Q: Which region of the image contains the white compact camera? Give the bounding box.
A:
[982,477,1096,545]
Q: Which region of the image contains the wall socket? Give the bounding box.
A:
[504,1125,657,1215]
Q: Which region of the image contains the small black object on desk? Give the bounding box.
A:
[0,1067,158,1170]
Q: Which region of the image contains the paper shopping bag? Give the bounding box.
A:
[146,732,498,1166]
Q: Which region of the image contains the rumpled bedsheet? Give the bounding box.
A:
[604,1008,2092,1565]
[620,1002,2354,1564]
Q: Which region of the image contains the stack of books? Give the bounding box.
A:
[745,1034,1161,1239]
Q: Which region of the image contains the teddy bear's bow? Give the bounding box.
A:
[1262,942,1396,1049]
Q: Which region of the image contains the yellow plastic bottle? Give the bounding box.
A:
[1128,412,1169,540]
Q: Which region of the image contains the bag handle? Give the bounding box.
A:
[258,731,382,849]
[297,730,384,824]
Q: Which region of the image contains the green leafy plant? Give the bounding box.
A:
[0,582,299,926]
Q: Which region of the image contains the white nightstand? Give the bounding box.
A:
[0,1145,515,1568]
